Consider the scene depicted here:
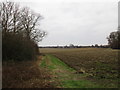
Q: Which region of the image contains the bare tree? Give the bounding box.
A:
[20,7,46,42]
[0,2,13,33]
[1,1,47,60]
[0,1,46,43]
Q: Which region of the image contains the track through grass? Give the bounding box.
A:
[40,54,103,88]
[40,48,118,88]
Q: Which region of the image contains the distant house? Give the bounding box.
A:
[69,44,74,48]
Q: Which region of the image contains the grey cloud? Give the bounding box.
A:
[19,2,118,46]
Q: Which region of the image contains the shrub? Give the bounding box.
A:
[2,32,39,61]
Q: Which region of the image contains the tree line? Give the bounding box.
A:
[39,44,109,48]
[0,1,46,61]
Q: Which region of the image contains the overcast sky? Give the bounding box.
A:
[11,0,118,46]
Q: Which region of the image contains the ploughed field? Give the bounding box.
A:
[40,48,119,87]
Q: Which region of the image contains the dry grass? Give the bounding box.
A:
[2,56,55,88]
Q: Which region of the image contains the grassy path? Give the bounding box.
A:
[40,54,102,88]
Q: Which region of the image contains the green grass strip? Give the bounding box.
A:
[40,54,103,88]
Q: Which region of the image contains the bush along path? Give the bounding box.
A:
[40,54,103,88]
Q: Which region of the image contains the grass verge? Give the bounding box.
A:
[40,54,103,88]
